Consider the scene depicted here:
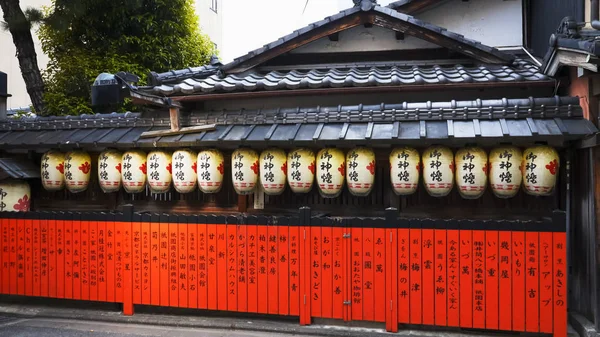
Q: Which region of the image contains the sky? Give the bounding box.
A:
[220,0,396,63]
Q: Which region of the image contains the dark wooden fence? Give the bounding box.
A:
[0,207,567,337]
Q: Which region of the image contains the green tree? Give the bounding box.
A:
[39,0,215,116]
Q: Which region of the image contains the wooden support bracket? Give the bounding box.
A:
[139,124,217,139]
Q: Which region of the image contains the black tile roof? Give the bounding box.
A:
[0,96,595,150]
[0,158,39,180]
[542,17,600,74]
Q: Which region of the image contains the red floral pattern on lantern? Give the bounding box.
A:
[217,162,224,175]
[519,162,525,175]
[166,162,172,174]
[449,162,455,172]
[545,159,558,175]
[482,162,489,175]
[416,162,422,172]
[281,162,287,175]
[13,194,29,212]
[338,163,345,176]
[56,163,64,174]
[192,162,197,173]
[251,161,259,175]
[308,161,316,174]
[366,160,376,175]
[139,162,147,174]
[78,162,91,174]
[115,162,122,173]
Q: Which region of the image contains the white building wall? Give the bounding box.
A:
[196,0,223,50]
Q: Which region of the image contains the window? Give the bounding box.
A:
[210,0,218,13]
[213,42,218,50]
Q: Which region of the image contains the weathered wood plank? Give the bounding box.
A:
[139,124,216,138]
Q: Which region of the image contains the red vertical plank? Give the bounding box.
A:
[207,222,218,310]
[197,221,207,309]
[498,229,512,331]
[216,223,227,311]
[386,225,398,332]
[446,226,460,327]
[278,224,289,316]
[289,225,300,317]
[106,220,115,302]
[64,219,73,299]
[179,222,188,308]
[158,218,169,306]
[267,224,278,315]
[187,219,197,309]
[485,229,499,330]
[132,221,142,305]
[361,227,374,322]
[237,222,247,312]
[44,217,54,298]
[511,230,525,331]
[421,227,435,325]
[331,226,344,320]
[89,220,98,302]
[459,225,472,328]
[115,223,124,304]
[10,218,18,295]
[398,226,410,324]
[81,220,89,301]
[409,226,422,325]
[1,218,10,295]
[320,225,333,319]
[299,223,311,325]
[40,218,49,298]
[525,231,539,333]
[169,221,179,308]
[32,218,41,297]
[434,226,447,327]
[553,232,567,337]
[97,220,106,303]
[24,218,32,296]
[472,229,485,329]
[257,223,268,314]
[227,222,237,312]
[539,231,553,334]
[0,217,3,294]
[123,221,133,315]
[310,225,322,318]
[373,227,386,323]
[56,218,65,299]
[150,218,160,306]
[246,221,258,313]
[72,219,81,301]
[351,225,362,321]
[141,219,151,305]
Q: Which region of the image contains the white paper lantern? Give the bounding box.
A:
[197,149,225,194]
[489,146,523,198]
[287,148,315,194]
[41,150,66,191]
[0,181,31,212]
[522,145,559,196]
[121,150,147,193]
[98,150,122,193]
[231,148,259,195]
[422,146,454,197]
[346,147,375,196]
[390,147,420,196]
[172,150,197,194]
[147,151,172,194]
[455,147,488,199]
[260,148,287,196]
[316,148,345,198]
[64,151,91,193]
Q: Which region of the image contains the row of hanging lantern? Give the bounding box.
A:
[40,145,560,198]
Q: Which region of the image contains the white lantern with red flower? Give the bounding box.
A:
[41,150,66,191]
[231,148,259,195]
[259,148,287,196]
[197,149,224,194]
[389,147,420,196]
[172,150,197,194]
[98,150,122,193]
[287,148,315,194]
[422,146,454,197]
[147,151,172,194]
[316,148,345,198]
[455,147,488,199]
[346,147,376,196]
[0,181,31,212]
[522,145,559,196]
[489,146,523,198]
[64,151,92,193]
[121,150,147,193]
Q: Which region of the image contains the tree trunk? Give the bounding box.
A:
[0,0,45,113]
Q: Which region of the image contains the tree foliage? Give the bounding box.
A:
[39,0,215,115]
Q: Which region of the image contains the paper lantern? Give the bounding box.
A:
[41,150,66,191]
[231,148,259,195]
[147,151,172,194]
[287,148,315,194]
[316,148,345,198]
[64,151,91,193]
[489,146,523,198]
[121,150,147,193]
[346,147,375,196]
[260,148,287,196]
[422,146,454,197]
[455,147,488,199]
[197,149,225,194]
[98,150,122,193]
[522,145,559,196]
[172,150,197,194]
[390,147,420,196]
[0,181,30,212]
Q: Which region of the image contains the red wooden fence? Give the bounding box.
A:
[0,209,567,337]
